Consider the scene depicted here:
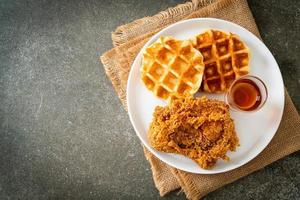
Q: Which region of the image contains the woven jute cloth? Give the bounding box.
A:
[100,0,300,199]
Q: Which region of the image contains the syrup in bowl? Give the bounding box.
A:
[226,75,267,112]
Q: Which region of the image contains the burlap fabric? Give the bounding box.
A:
[100,0,300,199]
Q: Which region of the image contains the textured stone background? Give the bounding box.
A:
[0,0,299,199]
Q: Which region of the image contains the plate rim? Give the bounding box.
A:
[126,18,285,174]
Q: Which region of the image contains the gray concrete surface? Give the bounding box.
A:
[0,0,299,199]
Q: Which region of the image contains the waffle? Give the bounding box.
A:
[141,36,205,101]
[191,29,250,93]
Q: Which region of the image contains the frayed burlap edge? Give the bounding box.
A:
[112,0,259,47]
[100,49,128,109]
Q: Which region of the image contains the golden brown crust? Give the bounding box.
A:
[148,96,239,169]
[191,30,250,93]
[141,36,205,101]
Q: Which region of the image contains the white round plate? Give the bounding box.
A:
[127,18,284,174]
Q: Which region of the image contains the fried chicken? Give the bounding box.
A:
[148,96,239,169]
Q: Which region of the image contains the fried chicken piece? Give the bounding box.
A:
[148,96,239,169]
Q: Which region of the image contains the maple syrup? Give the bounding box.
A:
[227,76,267,112]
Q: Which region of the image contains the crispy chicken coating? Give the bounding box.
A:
[148,96,239,169]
